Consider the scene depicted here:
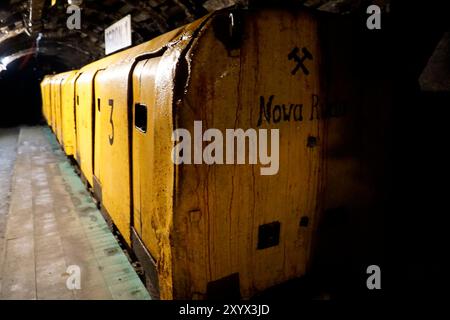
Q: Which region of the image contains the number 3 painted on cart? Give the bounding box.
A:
[108,99,114,145]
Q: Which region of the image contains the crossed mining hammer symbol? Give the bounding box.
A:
[288,47,313,76]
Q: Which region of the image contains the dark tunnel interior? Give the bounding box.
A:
[0,55,67,127]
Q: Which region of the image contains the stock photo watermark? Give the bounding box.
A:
[366,265,381,290]
[66,1,82,30]
[171,121,280,176]
[66,265,81,290]
[366,4,382,30]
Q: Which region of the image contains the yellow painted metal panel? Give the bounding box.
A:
[132,58,161,260]
[50,76,56,133]
[40,76,51,125]
[51,75,62,135]
[53,71,74,146]
[75,70,96,186]
[61,70,79,156]
[136,51,179,300]
[131,60,146,238]
[94,63,133,244]
[45,77,51,125]
[54,75,63,142]
[49,72,70,143]
[44,76,53,128]
[40,78,45,122]
[129,16,210,299]
[93,71,104,189]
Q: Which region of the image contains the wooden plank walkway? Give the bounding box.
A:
[0,126,150,300]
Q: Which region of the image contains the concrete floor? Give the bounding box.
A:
[0,127,19,294]
[0,126,150,300]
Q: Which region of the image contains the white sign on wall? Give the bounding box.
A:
[105,14,132,55]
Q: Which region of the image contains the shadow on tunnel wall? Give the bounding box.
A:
[0,55,67,127]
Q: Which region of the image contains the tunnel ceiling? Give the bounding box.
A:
[0,0,390,71]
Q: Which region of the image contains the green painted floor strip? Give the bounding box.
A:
[44,127,150,300]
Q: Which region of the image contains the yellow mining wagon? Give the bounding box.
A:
[52,71,74,146]
[41,7,390,300]
[60,70,79,156]
[138,8,323,300]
